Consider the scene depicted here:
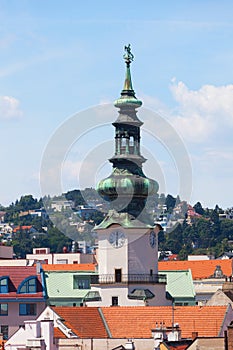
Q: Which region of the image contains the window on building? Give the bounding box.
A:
[56,259,68,264]
[112,296,118,306]
[0,277,8,293]
[0,303,8,315]
[73,276,90,289]
[19,303,36,315]
[174,302,183,306]
[18,277,37,293]
[1,325,8,340]
[35,249,47,254]
[115,269,122,283]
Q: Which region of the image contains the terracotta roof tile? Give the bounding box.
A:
[52,306,108,338]
[42,264,96,272]
[101,305,229,339]
[158,259,232,279]
[54,327,67,339]
[0,266,44,299]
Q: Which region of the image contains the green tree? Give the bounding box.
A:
[193,202,205,215]
[165,223,183,253]
[165,194,176,212]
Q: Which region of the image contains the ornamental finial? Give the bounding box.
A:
[123,44,134,67]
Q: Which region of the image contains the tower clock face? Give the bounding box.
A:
[109,230,126,248]
[149,231,156,248]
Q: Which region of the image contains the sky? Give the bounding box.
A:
[1,0,233,209]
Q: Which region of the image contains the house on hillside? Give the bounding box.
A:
[12,225,37,234]
[0,264,47,339]
[26,247,95,265]
[0,211,6,223]
[218,252,233,259]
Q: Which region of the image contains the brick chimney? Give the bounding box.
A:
[192,331,198,340]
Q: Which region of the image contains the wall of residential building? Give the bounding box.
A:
[86,282,170,307]
[0,246,13,259]
[194,278,225,305]
[5,319,55,350]
[57,338,155,350]
[186,337,224,350]
[26,252,95,265]
[1,301,46,339]
[0,259,28,266]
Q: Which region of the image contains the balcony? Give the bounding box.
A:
[90,273,166,285]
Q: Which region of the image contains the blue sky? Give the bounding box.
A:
[1,0,233,209]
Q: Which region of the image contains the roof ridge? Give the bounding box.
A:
[98,308,112,338]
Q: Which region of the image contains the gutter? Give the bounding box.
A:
[98,308,112,338]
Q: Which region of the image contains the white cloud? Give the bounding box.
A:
[0,96,23,120]
[169,80,233,142]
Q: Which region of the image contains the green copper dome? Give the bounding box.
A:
[97,170,158,200]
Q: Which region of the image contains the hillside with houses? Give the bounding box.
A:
[1,191,233,260]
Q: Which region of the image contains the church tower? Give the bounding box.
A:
[87,45,170,307]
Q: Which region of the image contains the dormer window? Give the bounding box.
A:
[18,277,37,294]
[0,277,8,293]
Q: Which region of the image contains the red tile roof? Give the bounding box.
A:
[158,259,233,279]
[101,305,229,339]
[54,327,67,339]
[0,266,44,300]
[52,306,108,338]
[53,305,230,339]
[42,264,96,272]
[13,225,33,233]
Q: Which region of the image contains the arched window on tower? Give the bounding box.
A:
[121,136,127,154]
[129,136,134,154]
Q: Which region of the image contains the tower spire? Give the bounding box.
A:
[122,44,134,93]
[97,45,159,226]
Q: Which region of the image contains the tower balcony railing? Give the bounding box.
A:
[90,273,166,285]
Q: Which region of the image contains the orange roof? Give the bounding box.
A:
[13,225,32,233]
[101,305,230,339]
[158,259,233,279]
[54,327,67,339]
[52,306,108,338]
[42,263,96,272]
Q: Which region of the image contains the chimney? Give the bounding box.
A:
[192,331,198,340]
[25,320,41,338]
[40,319,54,350]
